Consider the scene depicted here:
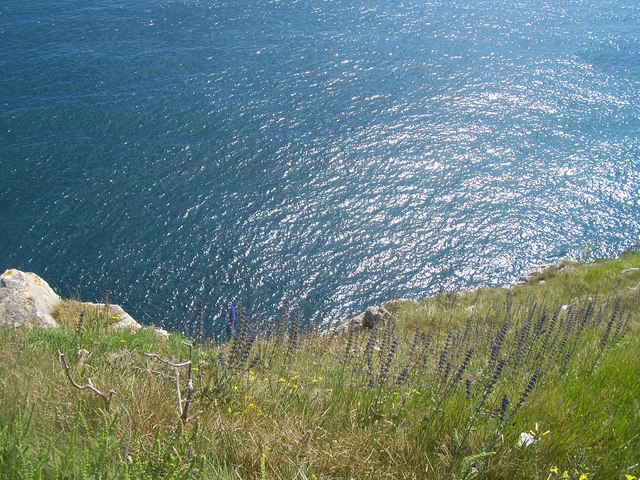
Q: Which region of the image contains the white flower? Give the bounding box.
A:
[517,432,537,447]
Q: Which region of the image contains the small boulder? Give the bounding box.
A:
[362,306,389,329]
[151,327,170,339]
[345,312,365,329]
[325,305,392,334]
[0,269,60,328]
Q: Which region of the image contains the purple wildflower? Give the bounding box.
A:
[226,305,237,339]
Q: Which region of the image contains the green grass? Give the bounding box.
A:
[1,252,639,479]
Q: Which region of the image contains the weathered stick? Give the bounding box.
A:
[57,350,115,412]
[179,343,203,423]
[143,343,201,423]
[141,353,191,368]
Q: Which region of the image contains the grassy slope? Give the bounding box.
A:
[1,252,639,479]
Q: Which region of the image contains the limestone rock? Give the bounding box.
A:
[112,304,141,330]
[328,305,391,334]
[517,259,571,285]
[362,306,389,329]
[0,269,60,328]
[0,269,142,331]
[151,327,170,339]
[327,313,362,334]
[76,301,142,331]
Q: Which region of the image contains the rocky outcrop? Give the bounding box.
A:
[0,269,142,331]
[328,305,392,334]
[74,301,141,331]
[362,306,389,328]
[517,259,574,284]
[0,269,60,328]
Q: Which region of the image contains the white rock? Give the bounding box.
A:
[112,306,141,330]
[76,301,141,331]
[0,269,60,328]
[152,327,170,339]
[0,269,142,331]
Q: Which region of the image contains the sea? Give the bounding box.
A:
[1,0,639,332]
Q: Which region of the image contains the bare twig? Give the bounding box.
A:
[141,353,191,368]
[57,350,115,412]
[143,343,200,423]
[121,405,134,464]
[175,368,183,417]
[180,343,195,423]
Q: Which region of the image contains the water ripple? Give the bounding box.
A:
[1,0,639,330]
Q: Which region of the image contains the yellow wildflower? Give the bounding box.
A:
[119,339,126,343]
[227,406,232,414]
[249,370,256,376]
[625,475,638,480]
[578,473,589,480]
[192,367,199,372]
[550,466,559,475]
[561,472,569,479]
[529,423,550,438]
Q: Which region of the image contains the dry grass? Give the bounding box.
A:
[1,251,639,479]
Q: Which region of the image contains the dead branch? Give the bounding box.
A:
[121,405,134,464]
[57,350,115,412]
[175,367,183,417]
[143,343,200,423]
[179,343,194,423]
[141,353,191,368]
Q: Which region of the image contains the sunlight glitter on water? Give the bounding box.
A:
[1,0,639,331]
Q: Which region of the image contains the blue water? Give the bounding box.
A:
[1,0,639,331]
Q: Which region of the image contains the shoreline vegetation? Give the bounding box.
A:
[1,251,639,479]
